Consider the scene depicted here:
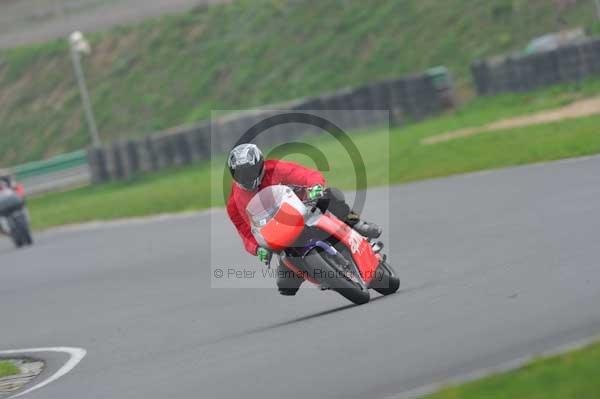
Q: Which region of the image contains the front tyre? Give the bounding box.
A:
[8,211,33,248]
[8,215,24,248]
[369,261,400,296]
[303,250,370,305]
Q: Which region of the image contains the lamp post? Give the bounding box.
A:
[69,31,100,147]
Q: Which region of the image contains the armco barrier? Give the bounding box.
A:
[471,37,600,96]
[88,68,456,183]
[13,150,91,195]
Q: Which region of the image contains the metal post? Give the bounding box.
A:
[70,45,100,147]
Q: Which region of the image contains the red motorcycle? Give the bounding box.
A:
[246,185,400,305]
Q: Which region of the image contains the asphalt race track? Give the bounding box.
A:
[1,156,600,399]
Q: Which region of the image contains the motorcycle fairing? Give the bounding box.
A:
[311,212,379,284]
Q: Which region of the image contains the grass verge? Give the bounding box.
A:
[28,83,600,230]
[0,361,20,378]
[426,341,600,399]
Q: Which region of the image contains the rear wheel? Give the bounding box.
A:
[20,216,33,246]
[21,223,33,245]
[303,250,370,305]
[370,261,400,296]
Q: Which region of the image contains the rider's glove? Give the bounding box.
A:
[256,247,272,264]
[308,184,324,201]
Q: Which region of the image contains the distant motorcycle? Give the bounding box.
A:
[247,185,400,305]
[0,181,33,248]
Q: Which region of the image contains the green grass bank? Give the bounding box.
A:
[1,0,599,165]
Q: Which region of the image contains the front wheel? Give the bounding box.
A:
[369,260,400,296]
[303,250,370,305]
[9,216,23,247]
[9,212,33,248]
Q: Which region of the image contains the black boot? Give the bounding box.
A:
[352,220,382,239]
[346,211,382,239]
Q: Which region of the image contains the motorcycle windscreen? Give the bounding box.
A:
[246,185,306,252]
[261,202,305,252]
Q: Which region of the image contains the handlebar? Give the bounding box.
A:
[286,184,323,207]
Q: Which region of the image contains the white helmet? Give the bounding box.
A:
[228,144,264,191]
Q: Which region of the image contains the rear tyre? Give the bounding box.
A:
[21,219,33,246]
[303,250,370,305]
[370,261,400,296]
[21,223,33,245]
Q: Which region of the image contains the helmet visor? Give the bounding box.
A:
[233,162,264,191]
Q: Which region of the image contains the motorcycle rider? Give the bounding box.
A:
[0,169,14,188]
[0,169,26,237]
[0,169,23,196]
[226,143,381,296]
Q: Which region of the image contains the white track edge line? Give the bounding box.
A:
[0,347,86,399]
